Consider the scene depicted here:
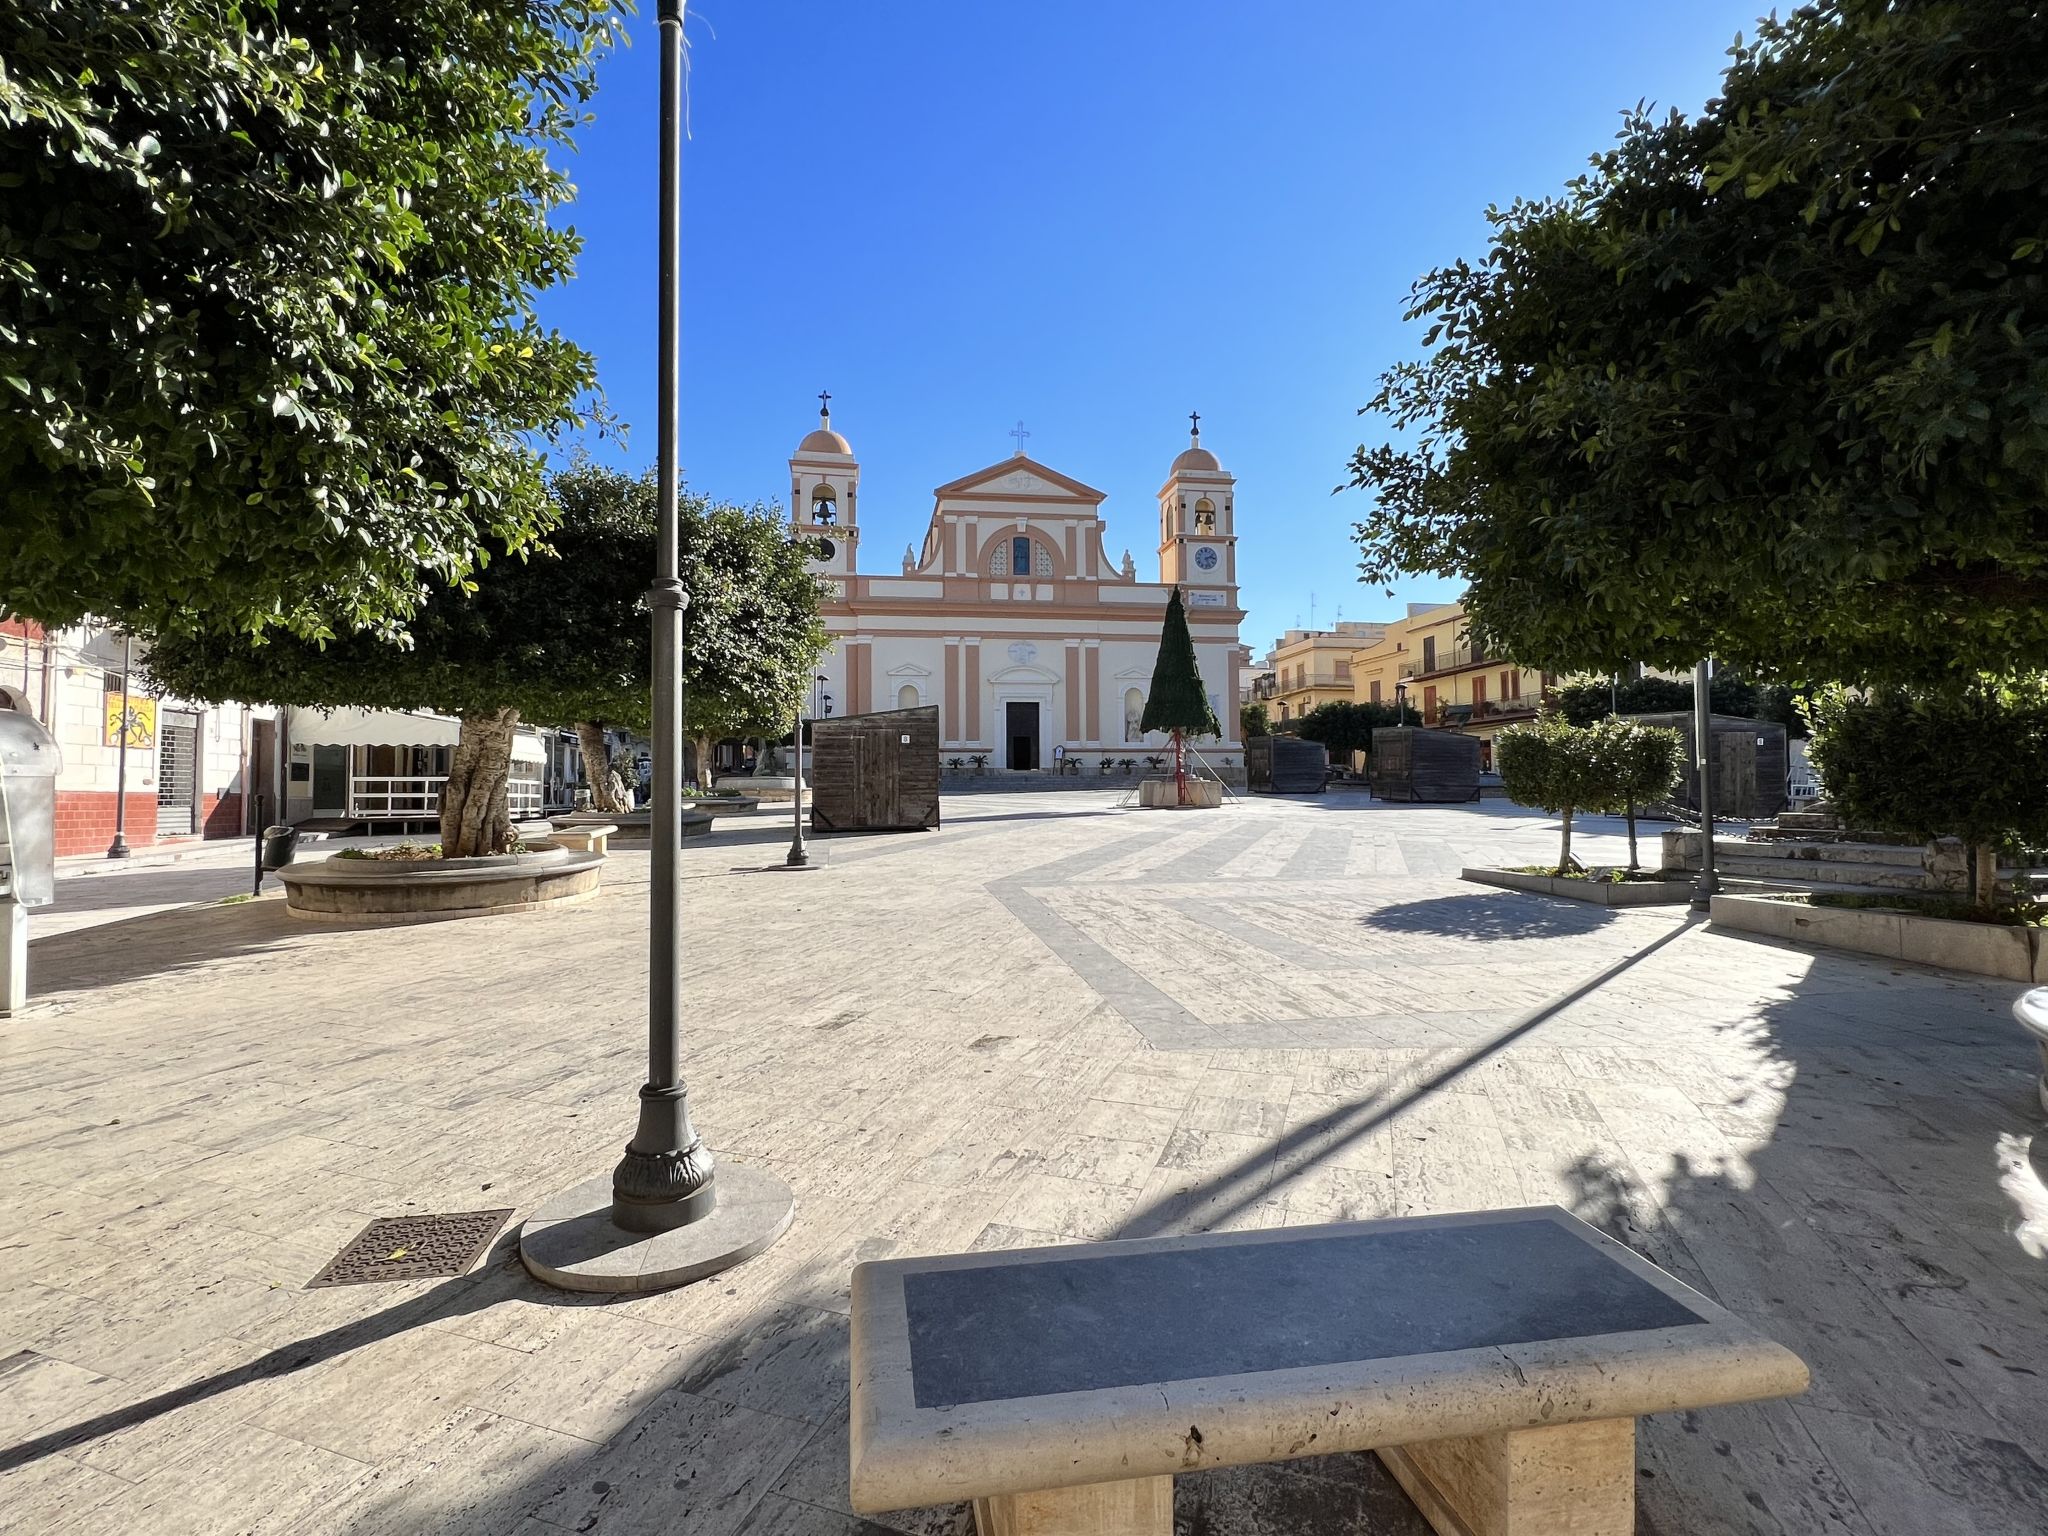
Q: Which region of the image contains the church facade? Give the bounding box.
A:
[788,406,1250,772]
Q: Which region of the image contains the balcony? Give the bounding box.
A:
[349,772,543,822]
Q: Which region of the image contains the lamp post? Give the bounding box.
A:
[786,703,808,868]
[519,0,793,1292]
[1692,658,1718,910]
[107,631,133,859]
[1394,679,1409,725]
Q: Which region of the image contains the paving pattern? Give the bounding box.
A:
[1,792,2043,1534]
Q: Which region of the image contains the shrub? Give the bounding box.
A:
[1806,678,2048,908]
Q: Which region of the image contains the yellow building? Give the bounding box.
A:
[1348,601,1551,769]
[1261,622,1387,724]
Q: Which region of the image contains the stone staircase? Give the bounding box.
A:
[1661,828,1963,897]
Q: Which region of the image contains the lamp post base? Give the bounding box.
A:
[520,1161,794,1295]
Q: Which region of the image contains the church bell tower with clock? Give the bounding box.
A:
[1157,413,1238,607]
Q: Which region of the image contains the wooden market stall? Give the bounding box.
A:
[1369,726,1482,803]
[809,706,942,833]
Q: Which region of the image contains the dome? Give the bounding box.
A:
[1172,444,1219,473]
[798,426,851,455]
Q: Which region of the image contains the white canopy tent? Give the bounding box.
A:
[284,707,546,763]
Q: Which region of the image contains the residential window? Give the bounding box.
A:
[1502,670,1516,699]
[1472,674,1487,707]
[1423,685,1438,719]
[1422,636,1437,672]
[1370,680,1382,703]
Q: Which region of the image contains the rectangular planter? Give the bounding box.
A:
[1461,868,1697,907]
[1709,893,2048,982]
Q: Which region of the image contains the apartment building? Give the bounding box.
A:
[1260,621,1388,723]
[1348,601,1552,768]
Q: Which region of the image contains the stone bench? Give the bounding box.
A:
[547,822,617,855]
[850,1206,1808,1536]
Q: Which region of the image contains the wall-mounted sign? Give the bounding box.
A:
[104,692,155,749]
[1187,590,1226,607]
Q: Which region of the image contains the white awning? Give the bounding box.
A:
[287,707,546,763]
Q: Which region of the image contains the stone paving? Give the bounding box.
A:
[2,791,2044,1534]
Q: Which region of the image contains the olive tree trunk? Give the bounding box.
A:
[576,720,631,813]
[441,707,518,857]
[1173,728,1188,804]
[692,733,717,792]
[1557,805,1576,876]
[1625,795,1639,872]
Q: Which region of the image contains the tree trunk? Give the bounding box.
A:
[1625,796,1639,872]
[576,721,630,814]
[1173,728,1187,805]
[1558,806,1574,876]
[441,708,518,857]
[1973,842,1999,909]
[692,734,717,792]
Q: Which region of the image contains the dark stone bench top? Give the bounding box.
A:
[849,1205,1808,1512]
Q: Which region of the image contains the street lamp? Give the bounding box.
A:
[1692,658,1718,910]
[107,631,133,859]
[1394,679,1409,724]
[519,0,793,1294]
[787,702,808,868]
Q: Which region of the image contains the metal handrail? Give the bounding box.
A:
[348,774,543,820]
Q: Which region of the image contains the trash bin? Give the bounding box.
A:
[261,825,300,871]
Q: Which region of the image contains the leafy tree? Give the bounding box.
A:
[1,1,624,641]
[1349,0,2048,685]
[145,467,827,855]
[1806,678,2048,908]
[1555,671,1766,728]
[1293,699,1418,767]
[1239,702,1271,739]
[1141,588,1222,803]
[1494,714,1682,875]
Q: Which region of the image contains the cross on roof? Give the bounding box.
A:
[1009,420,1031,456]
[1188,410,1201,438]
[818,389,831,418]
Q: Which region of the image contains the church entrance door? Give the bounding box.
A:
[1005,701,1040,771]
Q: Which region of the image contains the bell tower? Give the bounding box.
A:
[789,392,858,581]
[1157,413,1237,601]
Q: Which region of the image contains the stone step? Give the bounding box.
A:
[1714,855,1928,889]
[1720,838,1928,867]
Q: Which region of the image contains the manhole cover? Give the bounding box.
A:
[308,1208,516,1288]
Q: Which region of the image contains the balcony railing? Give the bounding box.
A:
[350,773,543,821]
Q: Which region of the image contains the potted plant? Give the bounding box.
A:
[1098,756,1116,776]
[1117,757,1136,774]
[968,753,989,775]
[947,756,965,771]
[1144,755,1166,772]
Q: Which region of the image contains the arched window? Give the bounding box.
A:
[810,485,837,525]
[989,536,1054,578]
[1193,498,1216,535]
[897,683,919,710]
[1123,687,1145,743]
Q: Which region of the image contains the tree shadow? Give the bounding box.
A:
[1359,891,1620,940]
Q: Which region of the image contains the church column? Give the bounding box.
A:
[1064,643,1081,743]
[1226,649,1243,744]
[1083,640,1102,748]
[847,641,871,718]
[965,639,982,744]
[944,638,961,746]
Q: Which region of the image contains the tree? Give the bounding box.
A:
[1555,671,1765,728]
[1,1,624,642]
[144,467,827,855]
[1349,0,2048,685]
[1140,588,1221,804]
[1494,714,1682,875]
[1240,702,1271,739]
[1293,699,1418,768]
[1603,717,1687,872]
[1805,679,2048,908]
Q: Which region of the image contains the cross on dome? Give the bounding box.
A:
[1009,420,1031,457]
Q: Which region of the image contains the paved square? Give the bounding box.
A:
[3,793,2044,1533]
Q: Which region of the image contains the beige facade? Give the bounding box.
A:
[1348,601,1552,769]
[1260,621,1386,724]
[789,407,1250,769]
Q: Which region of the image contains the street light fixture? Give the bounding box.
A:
[519,0,793,1293]
[1692,658,1718,910]
[107,631,133,859]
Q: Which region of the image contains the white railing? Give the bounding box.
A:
[349,774,543,820]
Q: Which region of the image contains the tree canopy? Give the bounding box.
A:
[1348,0,2048,685]
[1140,588,1222,739]
[1291,699,1417,763]
[1806,677,2048,907]
[0,0,624,641]
[1552,671,1807,737]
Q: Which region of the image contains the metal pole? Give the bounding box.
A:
[611,0,714,1235]
[1692,657,1717,909]
[786,708,808,867]
[107,631,132,858]
[252,792,265,897]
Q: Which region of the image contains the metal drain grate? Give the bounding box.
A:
[307,1208,515,1288]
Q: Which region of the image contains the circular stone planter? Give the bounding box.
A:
[678,797,763,817]
[552,810,713,841]
[278,843,604,924]
[2016,988,2048,1113]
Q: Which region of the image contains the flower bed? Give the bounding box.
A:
[1461,866,1696,906]
[279,843,604,924]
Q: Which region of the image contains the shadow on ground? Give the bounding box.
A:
[1358,891,1615,940]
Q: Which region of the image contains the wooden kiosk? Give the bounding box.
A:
[810,706,942,833]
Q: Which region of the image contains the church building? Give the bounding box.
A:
[789,403,1250,772]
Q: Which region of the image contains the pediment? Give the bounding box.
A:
[986,663,1061,685]
[1112,665,1155,681]
[884,661,933,679]
[932,455,1106,503]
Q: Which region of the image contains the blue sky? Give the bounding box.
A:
[539,2,1762,656]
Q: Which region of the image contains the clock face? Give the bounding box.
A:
[1193,546,1219,572]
